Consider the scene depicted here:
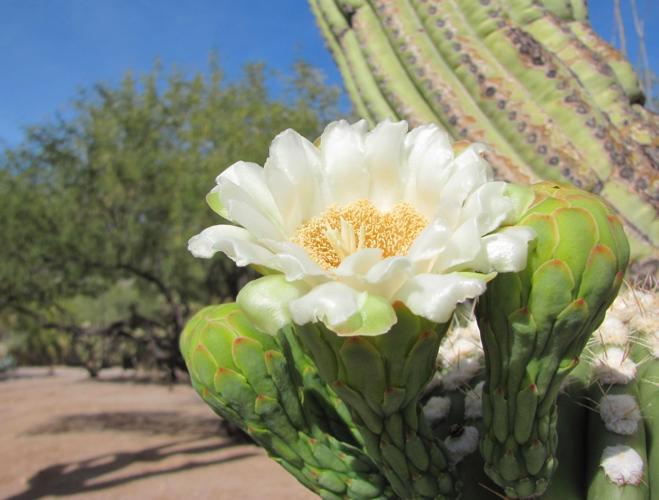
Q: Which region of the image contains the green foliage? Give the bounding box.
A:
[0,57,343,376]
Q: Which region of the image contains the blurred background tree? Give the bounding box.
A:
[0,58,343,380]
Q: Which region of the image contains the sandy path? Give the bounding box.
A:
[1,367,316,499]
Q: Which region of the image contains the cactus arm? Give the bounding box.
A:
[369,0,534,182]
[398,0,658,263]
[310,0,375,124]
[585,383,650,500]
[447,0,611,183]
[427,0,597,184]
[310,0,659,272]
[180,304,393,499]
[295,304,459,499]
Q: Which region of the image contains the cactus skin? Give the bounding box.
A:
[180,303,393,499]
[295,303,459,499]
[475,182,629,497]
[309,0,659,275]
[639,356,659,499]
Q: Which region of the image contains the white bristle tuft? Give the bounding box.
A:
[596,316,630,346]
[592,347,637,384]
[600,445,644,486]
[423,395,451,422]
[444,426,479,465]
[599,394,641,435]
[464,381,484,419]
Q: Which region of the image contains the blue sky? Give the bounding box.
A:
[0,0,656,147]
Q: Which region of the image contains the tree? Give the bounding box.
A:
[0,59,344,379]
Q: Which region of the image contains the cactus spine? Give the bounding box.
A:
[309,0,659,275]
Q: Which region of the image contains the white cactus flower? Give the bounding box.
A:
[190,120,534,336]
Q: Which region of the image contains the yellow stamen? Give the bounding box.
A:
[292,199,428,269]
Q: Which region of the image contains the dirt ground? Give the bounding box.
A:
[1,366,316,500]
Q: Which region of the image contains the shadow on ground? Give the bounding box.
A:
[7,438,255,499]
[25,411,226,437]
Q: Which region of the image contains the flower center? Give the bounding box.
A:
[292,199,428,269]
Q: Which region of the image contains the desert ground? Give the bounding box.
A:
[1,366,316,499]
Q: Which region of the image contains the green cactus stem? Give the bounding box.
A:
[475,182,629,497]
[180,303,393,499]
[585,383,649,500]
[294,302,459,499]
[309,0,659,275]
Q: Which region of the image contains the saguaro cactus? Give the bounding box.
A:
[308,0,658,277]
[182,120,658,498]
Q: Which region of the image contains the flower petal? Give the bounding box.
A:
[468,226,535,273]
[237,275,309,335]
[222,195,286,241]
[214,161,286,239]
[290,282,397,336]
[334,248,384,277]
[320,120,369,205]
[394,273,486,324]
[461,182,513,235]
[290,282,365,331]
[264,129,324,233]
[435,144,491,223]
[187,225,274,266]
[431,218,482,272]
[407,219,451,271]
[259,240,327,281]
[364,120,408,211]
[365,256,413,298]
[403,124,454,217]
[213,161,281,219]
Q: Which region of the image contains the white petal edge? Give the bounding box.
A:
[394,273,487,324]
[187,225,274,266]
